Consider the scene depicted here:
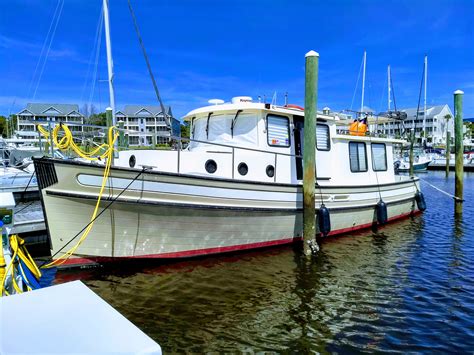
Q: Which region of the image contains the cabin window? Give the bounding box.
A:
[316,124,330,151]
[349,142,367,172]
[208,114,232,142]
[267,114,290,147]
[371,143,387,171]
[233,113,258,146]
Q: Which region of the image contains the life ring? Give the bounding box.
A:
[284,104,304,111]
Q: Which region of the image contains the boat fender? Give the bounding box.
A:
[318,204,331,237]
[376,199,388,225]
[415,191,427,211]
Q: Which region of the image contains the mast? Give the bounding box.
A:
[387,65,391,111]
[423,55,428,143]
[360,50,367,114]
[103,0,116,127]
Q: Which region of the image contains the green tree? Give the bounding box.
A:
[88,112,107,126]
[180,122,190,138]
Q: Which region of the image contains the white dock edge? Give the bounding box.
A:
[0,281,161,354]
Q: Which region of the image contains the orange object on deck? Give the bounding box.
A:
[349,121,368,136]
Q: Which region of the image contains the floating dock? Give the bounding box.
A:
[0,281,162,354]
[12,200,45,235]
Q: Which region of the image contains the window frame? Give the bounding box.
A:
[371,142,388,172]
[316,123,331,151]
[266,114,291,148]
[348,141,368,173]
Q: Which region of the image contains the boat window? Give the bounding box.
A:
[316,124,330,151]
[191,113,258,148]
[349,142,367,172]
[371,143,387,171]
[208,114,232,142]
[191,117,207,143]
[267,114,290,147]
[233,113,258,146]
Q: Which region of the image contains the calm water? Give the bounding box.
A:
[58,171,474,353]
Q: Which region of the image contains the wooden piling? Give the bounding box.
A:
[106,107,114,163]
[454,90,464,215]
[118,120,125,150]
[303,50,319,256]
[445,131,450,177]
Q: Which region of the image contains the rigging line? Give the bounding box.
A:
[88,11,104,110]
[27,0,62,98]
[127,0,170,127]
[378,73,387,114]
[350,54,364,112]
[80,6,104,104]
[38,167,147,267]
[32,0,65,100]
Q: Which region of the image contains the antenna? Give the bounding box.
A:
[284,92,288,106]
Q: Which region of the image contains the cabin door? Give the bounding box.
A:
[293,116,304,180]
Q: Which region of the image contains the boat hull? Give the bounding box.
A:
[34,158,420,266]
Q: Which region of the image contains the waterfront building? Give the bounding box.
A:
[116,105,180,146]
[375,105,454,144]
[16,103,84,139]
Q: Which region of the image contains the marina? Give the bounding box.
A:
[1,0,473,353]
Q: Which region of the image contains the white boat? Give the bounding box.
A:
[33,98,423,266]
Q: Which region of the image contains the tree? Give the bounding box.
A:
[180,122,190,139]
[88,112,107,126]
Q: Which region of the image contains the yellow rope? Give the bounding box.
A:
[38,123,118,267]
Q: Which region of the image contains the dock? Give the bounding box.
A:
[12,199,45,235]
[0,281,162,354]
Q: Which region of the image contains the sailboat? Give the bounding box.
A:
[32,8,425,266]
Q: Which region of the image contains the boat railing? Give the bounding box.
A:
[166,135,302,181]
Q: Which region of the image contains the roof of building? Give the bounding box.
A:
[401,104,451,119]
[18,103,83,116]
[119,105,173,117]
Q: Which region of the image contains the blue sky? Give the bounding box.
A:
[1,0,473,119]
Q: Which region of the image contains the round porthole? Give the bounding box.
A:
[237,162,248,176]
[266,165,275,178]
[205,159,217,174]
[129,155,136,168]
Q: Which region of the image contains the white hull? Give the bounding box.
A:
[35,158,419,266]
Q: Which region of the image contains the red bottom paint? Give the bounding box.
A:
[58,210,421,267]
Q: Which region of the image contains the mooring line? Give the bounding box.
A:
[418,177,464,202]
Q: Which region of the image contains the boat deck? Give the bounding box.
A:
[12,199,46,234]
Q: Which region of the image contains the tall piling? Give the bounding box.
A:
[454,90,464,215]
[303,50,319,256]
[445,130,450,177]
[106,107,114,163]
[118,120,126,150]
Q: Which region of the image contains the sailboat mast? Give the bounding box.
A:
[360,50,367,114]
[387,65,391,111]
[103,0,116,127]
[423,55,428,143]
